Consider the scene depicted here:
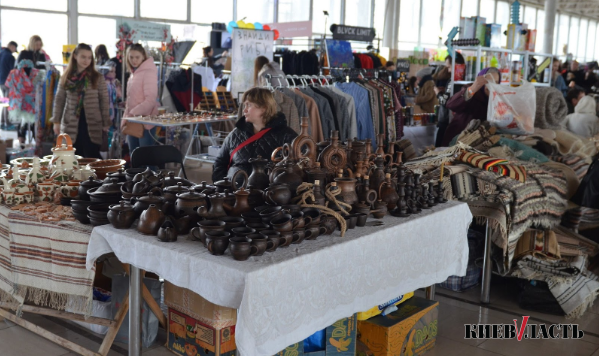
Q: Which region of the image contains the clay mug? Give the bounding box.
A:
[289,211,311,229]
[67,180,81,198]
[13,193,25,205]
[302,208,322,226]
[344,215,358,229]
[219,216,245,232]
[321,216,338,235]
[352,213,368,227]
[270,214,297,232]
[259,206,284,225]
[247,233,271,256]
[191,220,226,246]
[231,226,256,238]
[2,191,14,205]
[229,236,258,261]
[245,222,270,232]
[260,230,280,252]
[306,225,327,240]
[278,231,294,248]
[23,192,34,203]
[241,211,262,224]
[291,229,306,244]
[205,231,231,256]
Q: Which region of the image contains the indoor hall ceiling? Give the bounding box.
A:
[521,0,599,19]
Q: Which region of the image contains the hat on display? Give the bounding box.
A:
[416,67,434,78]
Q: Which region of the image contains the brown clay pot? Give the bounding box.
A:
[157,220,178,242]
[107,201,136,229]
[263,184,292,206]
[334,177,359,206]
[198,193,228,220]
[131,191,165,217]
[191,220,226,246]
[229,237,258,261]
[272,164,303,197]
[247,156,271,190]
[78,176,103,201]
[223,187,252,217]
[175,190,207,217]
[378,173,399,210]
[205,231,231,255]
[138,204,166,235]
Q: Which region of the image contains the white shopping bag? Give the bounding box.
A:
[486,79,536,135]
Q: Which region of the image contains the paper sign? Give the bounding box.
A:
[264,21,313,38]
[231,29,274,96]
[116,19,171,42]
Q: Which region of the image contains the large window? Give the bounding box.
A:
[480,0,495,23]
[373,0,386,45]
[278,0,310,23]
[237,0,274,24]
[495,1,510,33]
[141,0,188,21]
[569,17,580,58]
[523,6,536,28]
[191,0,233,24]
[398,0,420,45]
[420,0,442,47]
[579,19,589,60]
[79,17,118,58]
[313,0,341,35]
[595,24,599,61]
[78,0,134,17]
[442,0,461,40]
[345,0,372,28]
[588,21,596,62]
[1,10,67,64]
[557,14,569,56]
[536,9,545,53]
[2,0,67,11]
[461,0,478,18]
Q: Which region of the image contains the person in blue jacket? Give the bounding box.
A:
[0,41,17,127]
[551,58,568,97]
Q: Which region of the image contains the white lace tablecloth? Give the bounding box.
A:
[86,200,472,356]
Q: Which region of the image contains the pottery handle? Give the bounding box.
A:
[232,170,248,190]
[55,133,73,150]
[266,239,274,250]
[304,216,313,226]
[319,226,327,235]
[250,245,259,256]
[271,147,283,162]
[292,219,300,230]
[304,229,313,239]
[207,241,214,254]
[189,227,199,241]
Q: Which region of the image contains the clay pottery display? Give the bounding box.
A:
[302,208,322,226]
[229,236,258,261]
[78,176,103,201]
[231,227,256,238]
[131,191,165,217]
[175,190,207,217]
[247,187,265,208]
[106,168,127,183]
[125,168,146,181]
[355,175,378,205]
[223,187,252,217]
[270,214,296,232]
[214,170,248,193]
[157,220,178,242]
[369,155,387,192]
[333,177,359,206]
[205,231,231,255]
[137,204,166,235]
[272,164,303,197]
[191,220,226,245]
[390,182,410,218]
[163,171,194,187]
[289,211,311,229]
[263,183,292,206]
[379,173,399,210]
[318,131,347,181]
[163,182,190,205]
[245,222,269,232]
[247,156,271,190]
[321,216,338,235]
[352,213,368,227]
[305,162,328,185]
[198,193,227,220]
[219,216,245,232]
[344,215,357,229]
[241,211,262,224]
[87,159,126,179]
[107,201,136,229]
[306,225,327,240]
[260,230,281,252]
[427,183,437,206]
[248,234,270,256]
[436,183,447,204]
[259,206,284,225]
[372,200,388,219]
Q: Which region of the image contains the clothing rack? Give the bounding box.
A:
[324,67,393,83]
[263,74,334,89]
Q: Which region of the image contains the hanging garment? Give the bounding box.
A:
[312,86,342,137]
[273,91,300,134]
[165,68,203,112]
[5,59,42,125]
[335,82,376,148]
[294,89,324,143]
[300,87,336,140]
[193,65,218,92]
[330,86,358,140]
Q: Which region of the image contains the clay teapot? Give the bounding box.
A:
[318,130,347,182]
[106,168,127,183]
[163,171,194,187]
[175,190,207,217]
[223,187,252,217]
[78,176,103,201]
[157,220,178,242]
[263,183,292,206]
[378,173,399,210]
[272,164,303,196]
[163,182,190,205]
[131,191,165,217]
[214,171,248,193]
[107,201,136,229]
[247,156,271,190]
[372,199,388,219]
[138,204,166,235]
[304,162,328,185]
[192,181,217,195]
[333,177,359,206]
[198,193,228,220]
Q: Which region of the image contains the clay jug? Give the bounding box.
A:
[378,173,399,210]
[138,204,166,235]
[223,187,252,216]
[198,193,228,219]
[247,156,271,190]
[369,155,386,192]
[356,175,377,205]
[263,183,292,206]
[334,177,358,206]
[273,164,303,197]
[289,118,317,166]
[311,180,326,206]
[350,140,366,166]
[214,170,248,193]
[247,187,265,208]
[318,130,347,182]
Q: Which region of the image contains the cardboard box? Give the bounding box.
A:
[506,24,523,50]
[473,17,486,43]
[357,292,415,321]
[459,17,476,39]
[168,307,236,356]
[527,29,537,52]
[164,281,237,329]
[275,314,357,356]
[484,24,502,48]
[357,297,438,356]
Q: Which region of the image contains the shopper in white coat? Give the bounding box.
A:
[565,95,599,138]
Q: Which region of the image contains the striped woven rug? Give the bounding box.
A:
[0,206,95,315]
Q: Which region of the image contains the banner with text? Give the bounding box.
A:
[330,24,376,42]
[231,29,274,96]
[116,19,171,42]
[264,21,313,38]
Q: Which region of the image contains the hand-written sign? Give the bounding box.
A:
[231,29,274,95]
[331,24,376,42]
[396,59,410,72]
[116,19,171,42]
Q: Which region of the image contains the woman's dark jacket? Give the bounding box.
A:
[441,85,489,146]
[212,112,298,182]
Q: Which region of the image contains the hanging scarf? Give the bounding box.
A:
[64,70,90,120]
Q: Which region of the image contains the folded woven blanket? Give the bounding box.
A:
[459,151,527,182]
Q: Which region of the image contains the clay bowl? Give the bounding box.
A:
[241,211,262,224]
[72,211,90,224]
[78,158,101,166]
[87,203,112,220]
[71,200,95,214]
[88,187,122,204]
[88,216,110,226]
[87,159,126,179]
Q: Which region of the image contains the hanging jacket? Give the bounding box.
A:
[5,59,40,115]
[0,48,16,85]
[124,58,159,129]
[51,75,111,145]
[415,75,438,114]
[212,112,298,182]
[565,96,599,138]
[165,68,203,113]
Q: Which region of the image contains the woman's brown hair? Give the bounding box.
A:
[242,87,278,124]
[126,44,148,72]
[253,56,270,86]
[60,43,101,89]
[95,44,109,63]
[27,35,43,51]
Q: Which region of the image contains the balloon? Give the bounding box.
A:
[254,22,263,30]
[227,21,238,33]
[273,29,280,40]
[246,23,255,29]
[262,24,271,31]
[237,20,246,28]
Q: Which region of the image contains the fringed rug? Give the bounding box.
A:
[0,206,95,316]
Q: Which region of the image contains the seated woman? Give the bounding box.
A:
[213,87,298,182]
[565,95,599,138]
[441,67,500,146]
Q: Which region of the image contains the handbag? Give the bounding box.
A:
[122,121,144,138]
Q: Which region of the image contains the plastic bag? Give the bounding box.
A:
[486,79,536,135]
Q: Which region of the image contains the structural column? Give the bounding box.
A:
[68,0,78,45]
[543,0,557,55]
